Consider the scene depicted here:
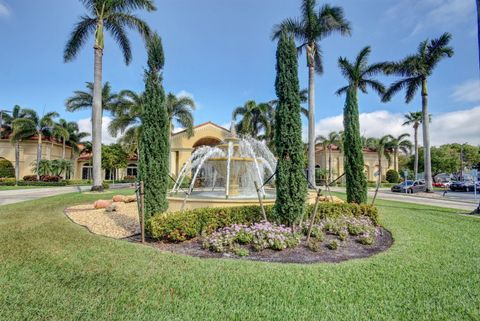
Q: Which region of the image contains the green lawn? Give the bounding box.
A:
[1,190,479,320]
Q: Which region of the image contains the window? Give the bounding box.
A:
[82,166,92,180]
[127,164,137,177]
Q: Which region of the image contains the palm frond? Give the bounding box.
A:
[105,16,132,64]
[64,16,97,62]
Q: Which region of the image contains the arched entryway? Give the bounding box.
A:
[192,137,222,149]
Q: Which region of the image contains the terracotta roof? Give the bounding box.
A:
[172,121,230,136]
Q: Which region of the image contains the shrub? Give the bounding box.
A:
[65,180,91,186]
[386,170,400,183]
[0,178,16,186]
[39,175,61,182]
[338,230,348,241]
[102,181,110,190]
[0,159,15,178]
[23,175,38,181]
[148,203,379,242]
[307,240,321,252]
[202,222,300,254]
[358,235,374,245]
[327,240,338,250]
[17,181,67,187]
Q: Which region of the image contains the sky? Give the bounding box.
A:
[0,0,479,146]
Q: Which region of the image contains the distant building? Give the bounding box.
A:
[315,144,395,182]
[1,122,394,182]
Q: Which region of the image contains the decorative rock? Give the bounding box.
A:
[112,195,126,202]
[105,204,118,213]
[124,195,137,203]
[94,200,112,209]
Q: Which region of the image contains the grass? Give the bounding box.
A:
[1,190,479,320]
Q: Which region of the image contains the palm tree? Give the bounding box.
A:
[65,82,119,115]
[55,119,88,160]
[12,109,59,180]
[272,0,351,186]
[315,131,341,183]
[64,0,155,191]
[402,111,425,179]
[5,106,30,181]
[366,135,392,205]
[387,133,412,172]
[51,119,70,160]
[110,91,196,154]
[336,46,386,203]
[383,33,454,192]
[232,100,272,139]
[165,93,196,137]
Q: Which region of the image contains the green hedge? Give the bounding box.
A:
[147,203,378,242]
[0,178,16,186]
[65,180,91,186]
[17,181,67,187]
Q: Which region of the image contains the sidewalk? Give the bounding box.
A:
[328,187,477,212]
[0,183,133,206]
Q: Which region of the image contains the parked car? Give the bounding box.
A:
[449,181,475,192]
[391,180,426,194]
[433,181,451,188]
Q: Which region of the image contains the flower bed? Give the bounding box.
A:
[147,203,378,242]
[145,203,390,263]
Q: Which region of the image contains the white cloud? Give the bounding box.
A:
[386,0,474,36]
[176,89,202,110]
[308,107,480,146]
[0,1,11,17]
[77,116,119,145]
[452,79,480,103]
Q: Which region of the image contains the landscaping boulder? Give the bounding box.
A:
[124,195,137,203]
[105,204,118,213]
[112,195,126,203]
[94,200,112,209]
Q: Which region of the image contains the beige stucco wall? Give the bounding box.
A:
[315,148,395,182]
[0,139,73,179]
[169,122,230,177]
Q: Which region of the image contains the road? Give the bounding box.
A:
[329,187,478,212]
[0,184,134,206]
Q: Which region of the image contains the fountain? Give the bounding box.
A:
[168,124,279,211]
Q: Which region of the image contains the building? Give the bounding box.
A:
[315,144,395,182]
[74,122,230,180]
[0,137,75,179]
[1,122,394,182]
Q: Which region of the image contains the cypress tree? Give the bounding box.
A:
[274,32,307,226]
[343,88,367,204]
[337,47,386,204]
[139,33,169,219]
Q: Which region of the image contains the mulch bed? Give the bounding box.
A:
[127,227,393,264]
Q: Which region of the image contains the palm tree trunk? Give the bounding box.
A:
[91,45,104,191]
[393,148,397,172]
[307,45,316,187]
[413,125,419,180]
[422,79,433,192]
[328,147,332,184]
[372,154,382,205]
[62,138,66,160]
[36,132,42,180]
[15,142,20,182]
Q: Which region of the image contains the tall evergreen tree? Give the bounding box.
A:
[336,46,387,204]
[274,32,307,227]
[139,32,169,219]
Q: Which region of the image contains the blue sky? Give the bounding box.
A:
[0,0,479,145]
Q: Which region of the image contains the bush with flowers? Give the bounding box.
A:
[203,221,301,254]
